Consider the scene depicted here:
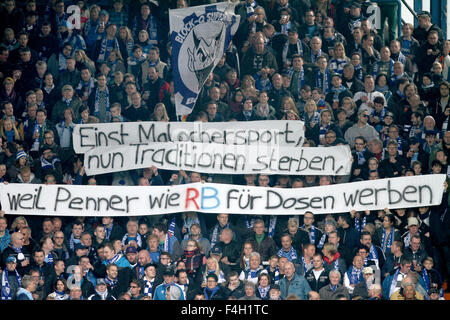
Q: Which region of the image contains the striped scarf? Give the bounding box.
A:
[1,269,21,300]
[282,40,303,65]
[184,248,203,274]
[104,276,118,288]
[302,225,316,244]
[211,223,229,247]
[381,228,394,254]
[168,218,176,238]
[277,246,297,262]
[121,233,142,248]
[347,266,364,284]
[258,285,271,299]
[105,253,123,266]
[354,216,366,233]
[45,252,54,265]
[143,278,154,297]
[69,233,81,252]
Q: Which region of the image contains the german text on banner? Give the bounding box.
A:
[83,143,352,176]
[169,1,240,117]
[0,175,445,217]
[72,120,305,154]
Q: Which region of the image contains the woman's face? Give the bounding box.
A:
[138,32,148,42]
[259,276,269,287]
[383,216,392,229]
[377,76,387,87]
[5,81,13,91]
[64,110,73,121]
[259,92,268,103]
[234,91,243,102]
[56,280,65,292]
[75,51,82,61]
[368,159,378,170]
[18,157,27,166]
[81,109,89,121]
[119,29,127,39]
[244,244,253,256]
[3,119,12,131]
[206,258,216,270]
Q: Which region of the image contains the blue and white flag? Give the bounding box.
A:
[170,1,240,119]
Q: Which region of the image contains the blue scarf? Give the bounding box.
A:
[302,225,316,244]
[211,223,229,247]
[204,285,219,300]
[104,276,118,288]
[143,278,154,297]
[40,156,60,171]
[69,233,81,251]
[372,59,394,78]
[277,246,297,262]
[317,233,328,249]
[347,266,364,284]
[381,228,394,254]
[97,37,119,63]
[93,86,110,120]
[357,148,367,165]
[258,285,270,299]
[1,269,21,300]
[268,216,277,238]
[288,67,305,94]
[105,253,123,266]
[354,216,366,233]
[369,245,379,266]
[45,252,54,265]
[331,85,346,102]
[316,69,330,94]
[282,40,303,65]
[421,269,430,293]
[267,266,280,284]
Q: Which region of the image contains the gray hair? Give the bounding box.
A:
[329,269,341,279]
[21,275,34,289]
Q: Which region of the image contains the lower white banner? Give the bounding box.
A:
[0,175,445,217]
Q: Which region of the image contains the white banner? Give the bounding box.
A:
[73,121,305,154]
[0,175,445,217]
[170,1,240,117]
[83,142,352,176]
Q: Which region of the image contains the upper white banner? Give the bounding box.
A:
[72,120,305,154]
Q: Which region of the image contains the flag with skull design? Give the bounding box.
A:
[170,1,240,119]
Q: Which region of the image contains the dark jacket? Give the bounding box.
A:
[305,268,330,292]
[247,233,278,262]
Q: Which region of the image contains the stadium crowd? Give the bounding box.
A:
[0,0,449,301]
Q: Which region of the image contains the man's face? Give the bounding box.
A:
[361,235,372,247]
[304,214,314,226]
[107,266,119,279]
[329,272,340,285]
[160,255,170,266]
[281,236,292,250]
[312,256,323,269]
[410,238,421,251]
[127,252,138,264]
[400,263,412,273]
[229,275,239,287]
[177,272,188,285]
[284,263,295,278]
[95,226,106,240]
[217,214,228,226]
[149,68,158,81]
[72,225,83,237]
[253,223,265,236]
[34,251,45,265]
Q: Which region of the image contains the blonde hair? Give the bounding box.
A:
[10,216,29,232]
[0,116,21,141]
[204,257,221,280]
[151,103,169,122]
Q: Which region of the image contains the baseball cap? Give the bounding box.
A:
[408,136,419,145]
[362,267,374,275]
[126,246,137,254]
[408,217,419,227]
[351,2,362,9]
[418,11,431,18]
[74,243,87,251]
[210,245,222,255]
[6,256,17,264]
[99,10,109,16]
[163,268,175,277]
[96,278,107,286]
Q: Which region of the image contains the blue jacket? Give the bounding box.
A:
[279,273,312,300]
